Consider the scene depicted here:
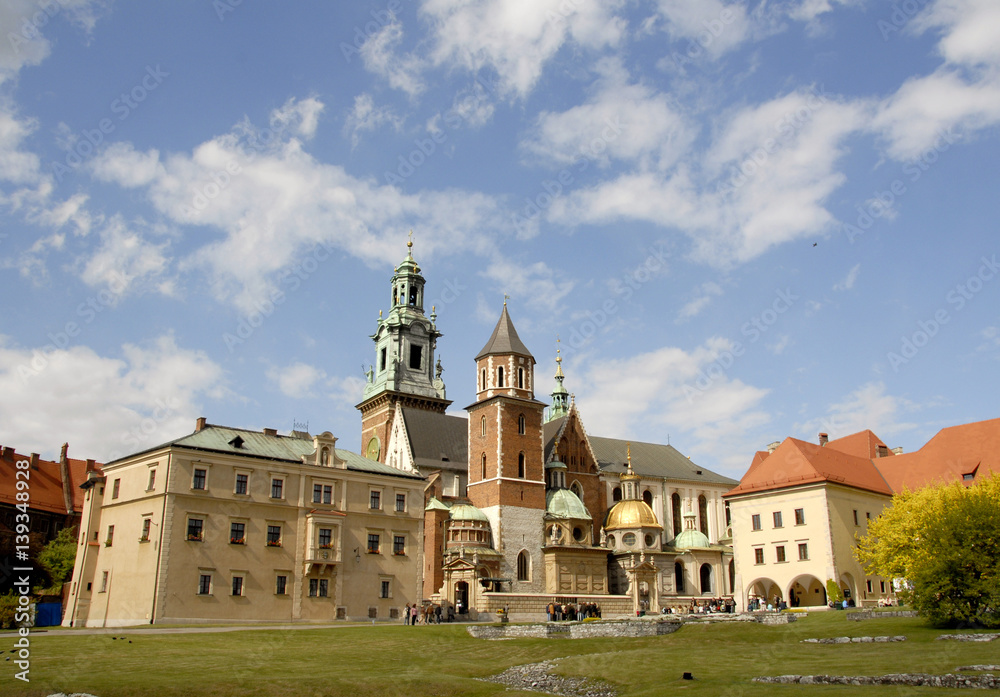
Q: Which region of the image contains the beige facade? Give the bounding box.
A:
[64,422,424,627]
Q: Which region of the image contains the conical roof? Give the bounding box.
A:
[475,305,533,360]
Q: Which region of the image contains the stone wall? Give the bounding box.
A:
[477,592,634,622]
[754,674,1000,688]
[846,610,919,621]
[467,619,682,640]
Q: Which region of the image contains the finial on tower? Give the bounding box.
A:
[503,293,509,307]
[407,229,413,249]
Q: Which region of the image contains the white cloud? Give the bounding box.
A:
[678,281,723,320]
[653,0,755,59]
[268,361,326,399]
[327,374,368,409]
[270,96,325,139]
[520,58,695,171]
[421,0,627,98]
[833,262,860,291]
[77,215,172,299]
[481,256,574,316]
[0,333,224,462]
[767,334,790,355]
[89,142,163,187]
[360,14,425,97]
[796,381,918,442]
[87,98,504,314]
[343,93,403,148]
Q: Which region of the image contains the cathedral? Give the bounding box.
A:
[358,242,737,619]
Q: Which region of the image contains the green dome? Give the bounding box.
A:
[673,528,711,549]
[545,458,567,470]
[449,503,490,522]
[545,489,591,520]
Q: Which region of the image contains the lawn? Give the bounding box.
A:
[1,612,996,697]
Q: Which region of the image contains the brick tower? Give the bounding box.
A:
[466,303,547,592]
[356,239,450,462]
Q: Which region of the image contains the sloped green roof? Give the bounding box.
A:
[545,488,591,520]
[672,528,712,550]
[425,496,451,512]
[450,503,490,522]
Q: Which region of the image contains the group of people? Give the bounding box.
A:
[662,597,736,614]
[402,602,454,624]
[545,601,602,622]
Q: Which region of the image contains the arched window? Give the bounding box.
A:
[672,492,682,538]
[675,562,685,593]
[570,480,583,499]
[497,366,504,387]
[517,367,524,389]
[642,490,653,507]
[517,414,525,435]
[517,550,530,581]
[518,452,525,478]
[698,494,709,537]
[700,564,713,594]
[481,416,486,436]
[481,454,487,480]
[612,486,622,502]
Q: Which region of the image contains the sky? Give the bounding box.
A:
[1,0,999,479]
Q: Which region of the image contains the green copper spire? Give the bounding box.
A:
[547,339,569,422]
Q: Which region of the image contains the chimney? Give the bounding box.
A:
[1,446,11,460]
[876,444,889,458]
[30,453,39,468]
[86,459,97,472]
[263,428,277,437]
[891,447,903,455]
[195,417,207,432]
[818,433,829,446]
[59,443,74,514]
[766,441,781,453]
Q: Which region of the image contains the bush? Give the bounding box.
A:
[0,592,20,629]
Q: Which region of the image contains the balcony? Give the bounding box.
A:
[304,546,340,575]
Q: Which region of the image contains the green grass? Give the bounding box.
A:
[2,612,997,697]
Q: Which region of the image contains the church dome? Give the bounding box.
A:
[672,528,711,549]
[449,503,490,522]
[545,488,591,520]
[604,499,661,531]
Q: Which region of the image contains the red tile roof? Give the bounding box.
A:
[0,445,101,516]
[874,417,1000,491]
[825,429,889,459]
[726,436,893,498]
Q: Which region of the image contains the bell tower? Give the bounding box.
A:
[357,237,450,462]
[467,302,547,592]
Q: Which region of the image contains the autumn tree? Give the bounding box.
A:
[855,473,1000,627]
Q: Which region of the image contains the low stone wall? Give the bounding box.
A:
[757,612,798,625]
[754,674,1000,688]
[476,592,634,622]
[467,619,683,640]
[802,636,906,644]
[937,633,1000,642]
[846,610,918,621]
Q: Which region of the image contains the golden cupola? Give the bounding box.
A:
[603,444,662,532]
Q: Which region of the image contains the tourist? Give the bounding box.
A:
[404,603,411,625]
[435,604,442,623]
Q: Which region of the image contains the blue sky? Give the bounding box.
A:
[2,0,999,478]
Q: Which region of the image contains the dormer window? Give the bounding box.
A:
[229,435,244,449]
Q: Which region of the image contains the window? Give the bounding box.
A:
[235,473,248,495]
[140,518,151,542]
[481,415,486,436]
[853,509,859,526]
[866,579,873,593]
[880,580,886,593]
[147,469,156,490]
[393,535,405,555]
[105,525,114,546]
[275,575,287,595]
[395,493,406,512]
[193,468,207,490]
[516,551,529,581]
[367,533,380,554]
[699,495,709,536]
[751,514,761,531]
[312,483,333,504]
[754,548,765,565]
[517,367,524,389]
[481,454,486,480]
[232,576,244,596]
[773,511,783,528]
[497,366,504,387]
[266,525,281,546]
[187,518,204,541]
[866,511,871,520]
[380,580,391,598]
[198,574,211,595]
[312,484,322,503]
[112,478,120,499]
[798,543,809,560]
[775,546,786,563]
[623,532,636,546]
[309,578,329,598]
[270,478,284,499]
[794,508,805,525]
[481,369,486,391]
[369,490,381,510]
[518,452,525,478]
[100,570,109,592]
[518,414,525,435]
[318,528,332,548]
[230,522,245,545]
[409,344,422,370]
[379,347,386,371]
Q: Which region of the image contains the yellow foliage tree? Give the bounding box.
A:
[855,473,1000,627]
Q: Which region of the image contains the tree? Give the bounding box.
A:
[37,526,78,594]
[855,473,1000,627]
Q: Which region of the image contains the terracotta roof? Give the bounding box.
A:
[0,446,100,516]
[725,436,893,498]
[825,430,889,459]
[874,417,1000,491]
[475,305,533,360]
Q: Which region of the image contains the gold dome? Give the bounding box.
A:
[604,499,662,531]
